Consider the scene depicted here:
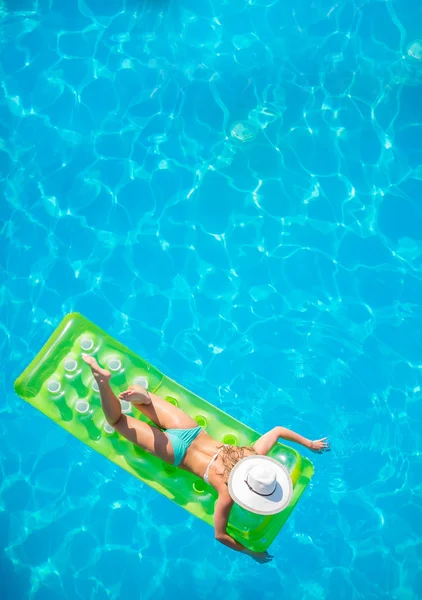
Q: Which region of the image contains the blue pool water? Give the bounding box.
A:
[1,0,422,598]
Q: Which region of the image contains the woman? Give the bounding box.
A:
[83,355,329,563]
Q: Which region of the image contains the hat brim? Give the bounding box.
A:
[228,455,293,515]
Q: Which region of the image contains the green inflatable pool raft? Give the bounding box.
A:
[14,313,314,552]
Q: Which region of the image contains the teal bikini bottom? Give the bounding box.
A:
[165,426,202,466]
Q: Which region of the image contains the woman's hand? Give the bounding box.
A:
[245,549,274,564]
[310,437,330,453]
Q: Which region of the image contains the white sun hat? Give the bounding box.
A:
[228,455,293,515]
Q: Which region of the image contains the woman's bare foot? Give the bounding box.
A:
[82,355,111,384]
[119,385,151,405]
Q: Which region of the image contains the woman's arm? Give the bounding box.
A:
[253,426,328,455]
[214,493,244,551]
[214,493,272,562]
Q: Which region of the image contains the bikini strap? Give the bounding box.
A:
[203,444,228,483]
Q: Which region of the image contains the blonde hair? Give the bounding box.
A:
[218,445,257,484]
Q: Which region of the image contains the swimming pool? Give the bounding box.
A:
[1,0,421,598]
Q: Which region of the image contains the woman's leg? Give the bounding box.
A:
[82,356,121,425]
[82,355,174,461]
[119,386,198,431]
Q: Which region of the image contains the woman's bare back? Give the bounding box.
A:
[180,432,257,487]
[177,429,222,479]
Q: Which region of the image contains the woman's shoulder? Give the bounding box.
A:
[215,483,232,499]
